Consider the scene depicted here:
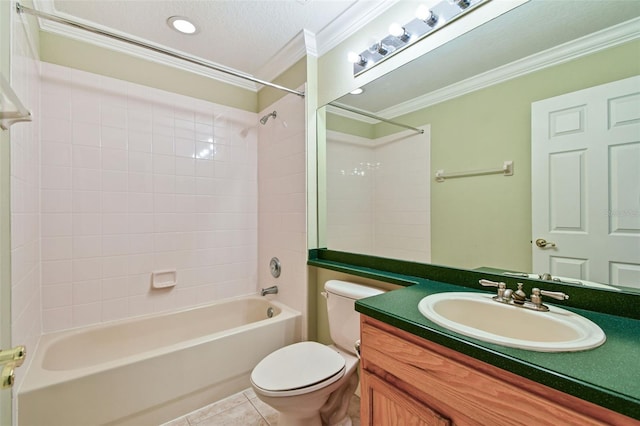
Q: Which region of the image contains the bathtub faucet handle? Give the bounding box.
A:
[261,286,278,296]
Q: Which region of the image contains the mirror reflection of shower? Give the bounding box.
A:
[260,111,277,125]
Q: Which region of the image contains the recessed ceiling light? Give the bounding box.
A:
[167,16,198,35]
[350,88,364,95]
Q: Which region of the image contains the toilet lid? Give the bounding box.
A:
[251,342,346,392]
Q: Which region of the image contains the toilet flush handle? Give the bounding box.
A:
[354,340,361,359]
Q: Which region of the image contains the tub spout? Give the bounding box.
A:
[261,286,278,296]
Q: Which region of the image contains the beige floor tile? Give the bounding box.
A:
[246,392,279,425]
[349,395,361,426]
[193,400,265,426]
[186,392,250,424]
[160,415,190,426]
[165,388,361,426]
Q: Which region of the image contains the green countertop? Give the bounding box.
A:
[355,279,640,420]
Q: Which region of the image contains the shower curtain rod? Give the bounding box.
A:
[16,3,305,98]
[329,102,424,134]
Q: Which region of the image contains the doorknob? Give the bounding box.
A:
[0,345,26,389]
[0,345,26,367]
[2,363,16,389]
[535,238,556,248]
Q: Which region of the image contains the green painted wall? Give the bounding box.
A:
[408,41,640,272]
[39,32,258,112]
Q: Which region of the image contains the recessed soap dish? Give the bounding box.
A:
[151,270,177,289]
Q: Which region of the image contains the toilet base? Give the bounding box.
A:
[273,371,358,426]
[320,371,359,425]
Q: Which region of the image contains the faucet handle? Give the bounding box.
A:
[531,288,569,311]
[539,288,569,301]
[479,279,507,301]
[479,279,506,289]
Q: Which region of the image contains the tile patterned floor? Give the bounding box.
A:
[162,388,361,426]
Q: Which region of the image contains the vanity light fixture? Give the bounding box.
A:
[167,16,198,34]
[347,51,367,67]
[375,42,390,55]
[416,5,439,27]
[350,0,486,76]
[450,0,471,10]
[389,23,411,42]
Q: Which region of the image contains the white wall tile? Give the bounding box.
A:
[41,166,72,190]
[73,190,101,213]
[36,64,259,333]
[72,302,102,327]
[72,145,101,169]
[42,142,72,167]
[72,122,101,146]
[42,189,72,213]
[72,257,103,282]
[73,168,101,191]
[102,170,128,192]
[72,280,102,304]
[129,131,153,152]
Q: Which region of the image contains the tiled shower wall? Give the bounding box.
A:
[326,129,431,262]
[326,137,374,253]
[39,63,258,332]
[258,91,308,337]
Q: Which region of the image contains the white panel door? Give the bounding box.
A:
[532,76,640,288]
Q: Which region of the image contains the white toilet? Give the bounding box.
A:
[250,280,384,426]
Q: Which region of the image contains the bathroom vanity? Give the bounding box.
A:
[359,316,633,425]
[354,282,640,425]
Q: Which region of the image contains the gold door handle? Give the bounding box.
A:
[535,238,556,248]
[0,345,26,389]
[2,363,16,389]
[0,345,26,367]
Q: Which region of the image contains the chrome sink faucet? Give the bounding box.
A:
[479,279,569,312]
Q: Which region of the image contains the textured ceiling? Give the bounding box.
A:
[51,0,362,76]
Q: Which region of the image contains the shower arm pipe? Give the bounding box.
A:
[329,102,424,134]
[15,3,305,98]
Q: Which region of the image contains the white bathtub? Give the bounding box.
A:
[18,296,301,426]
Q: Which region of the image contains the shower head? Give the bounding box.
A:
[260,111,277,125]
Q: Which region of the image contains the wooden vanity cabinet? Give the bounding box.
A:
[359,316,638,426]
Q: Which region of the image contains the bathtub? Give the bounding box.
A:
[18,296,301,426]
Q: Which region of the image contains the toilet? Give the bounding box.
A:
[250,280,384,426]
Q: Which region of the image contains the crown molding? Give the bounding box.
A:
[380,17,640,119]
[32,0,259,92]
[255,0,398,84]
[315,0,399,56]
[304,29,319,58]
[256,30,309,83]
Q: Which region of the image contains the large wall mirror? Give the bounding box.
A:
[317,0,640,293]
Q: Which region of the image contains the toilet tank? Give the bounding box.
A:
[324,280,385,354]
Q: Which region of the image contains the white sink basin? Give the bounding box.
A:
[418,292,606,352]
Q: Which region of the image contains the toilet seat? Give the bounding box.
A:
[251,342,346,397]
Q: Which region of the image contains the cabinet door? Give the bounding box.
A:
[361,369,451,426]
